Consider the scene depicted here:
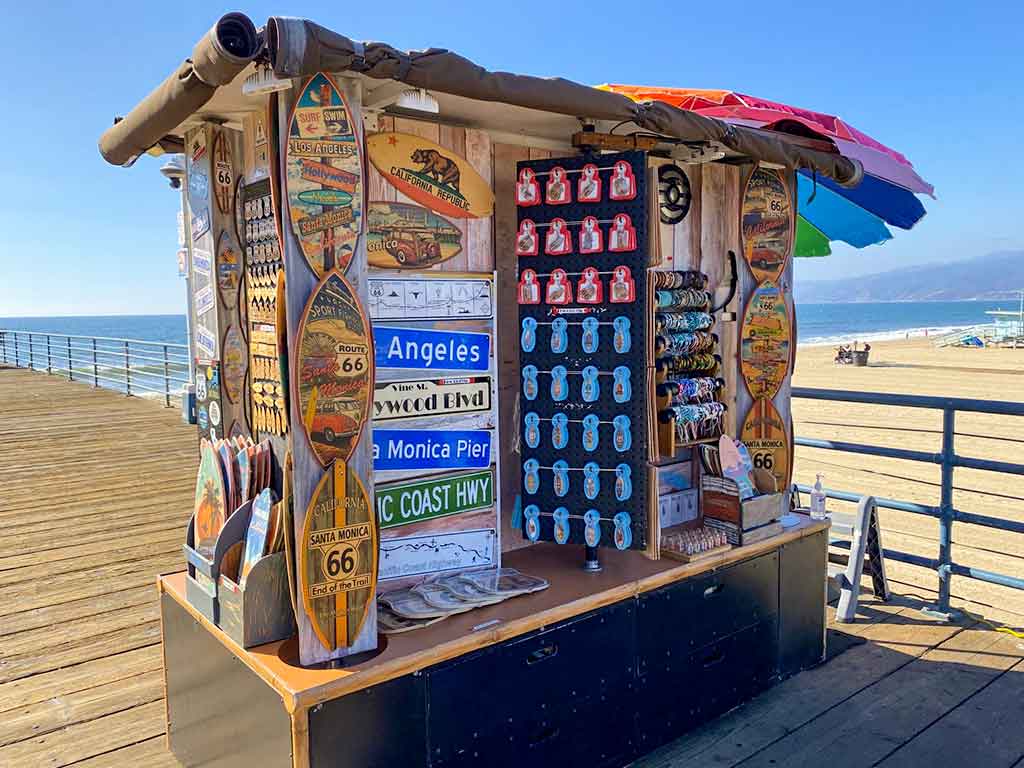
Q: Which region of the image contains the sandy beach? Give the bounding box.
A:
[792,337,1024,624]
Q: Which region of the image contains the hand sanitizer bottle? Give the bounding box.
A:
[810,474,827,520]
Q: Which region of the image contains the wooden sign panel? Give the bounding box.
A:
[286,72,363,277]
[300,461,377,651]
[368,275,494,321]
[367,202,462,269]
[367,132,494,219]
[194,440,228,558]
[295,270,373,467]
[740,281,791,399]
[740,397,790,492]
[741,168,792,283]
[379,527,496,581]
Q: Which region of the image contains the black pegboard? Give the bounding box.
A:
[517,151,649,551]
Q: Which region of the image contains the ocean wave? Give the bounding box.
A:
[798,324,969,347]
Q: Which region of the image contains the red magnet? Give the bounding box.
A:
[545,166,571,205]
[577,163,602,203]
[516,219,539,256]
[517,269,541,304]
[544,218,573,256]
[609,265,636,303]
[577,267,603,304]
[609,160,637,201]
[546,268,573,305]
[516,167,541,207]
[608,213,637,252]
[578,215,603,254]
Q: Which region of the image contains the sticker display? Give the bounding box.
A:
[376,468,494,529]
[300,461,377,651]
[367,132,494,220]
[740,280,791,399]
[379,528,496,580]
[295,269,373,467]
[740,397,790,493]
[741,168,792,283]
[286,72,363,276]
[367,202,462,270]
[368,276,493,320]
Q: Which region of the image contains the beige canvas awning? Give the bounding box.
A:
[99,13,862,187]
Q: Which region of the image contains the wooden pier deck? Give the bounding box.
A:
[1,366,1023,767]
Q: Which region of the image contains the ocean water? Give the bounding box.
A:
[0,301,1018,348]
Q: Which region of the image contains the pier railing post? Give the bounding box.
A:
[124,341,132,396]
[67,337,73,381]
[27,333,33,370]
[92,339,99,387]
[46,335,52,374]
[0,331,5,364]
[163,344,171,407]
[14,333,19,367]
[924,406,960,621]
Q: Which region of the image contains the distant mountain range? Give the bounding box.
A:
[795,250,1024,303]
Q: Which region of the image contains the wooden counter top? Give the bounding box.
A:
[158,515,828,712]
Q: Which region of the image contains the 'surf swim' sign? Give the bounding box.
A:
[376,468,494,529]
[374,326,490,371]
[372,429,491,471]
[373,376,492,422]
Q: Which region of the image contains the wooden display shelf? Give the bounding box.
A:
[159,516,829,768]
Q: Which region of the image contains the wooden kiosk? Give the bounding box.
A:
[99,13,861,767]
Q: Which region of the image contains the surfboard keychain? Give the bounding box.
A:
[553,507,571,544]
[552,460,569,497]
[550,316,568,354]
[613,316,631,353]
[551,366,569,401]
[579,217,603,254]
[581,366,600,403]
[583,462,601,500]
[584,510,602,547]
[523,458,540,495]
[516,167,541,206]
[546,166,571,205]
[521,317,537,352]
[613,415,632,452]
[516,219,539,256]
[582,316,600,353]
[613,366,632,403]
[524,504,541,541]
[582,414,600,452]
[613,512,632,550]
[552,413,569,449]
[577,163,602,202]
[577,266,603,303]
[524,412,540,448]
[522,365,539,400]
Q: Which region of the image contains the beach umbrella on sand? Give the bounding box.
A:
[599,86,933,257]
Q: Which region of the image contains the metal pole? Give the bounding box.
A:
[27,333,33,370]
[124,341,132,395]
[67,337,73,381]
[934,408,957,618]
[46,335,52,374]
[0,331,5,364]
[14,333,19,367]
[178,180,197,389]
[93,339,99,387]
[163,344,171,407]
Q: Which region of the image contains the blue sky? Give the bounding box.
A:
[1,0,1020,316]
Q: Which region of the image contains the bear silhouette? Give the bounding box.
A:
[410,149,461,192]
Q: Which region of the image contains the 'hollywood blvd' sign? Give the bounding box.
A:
[372,429,491,471]
[376,468,494,529]
[373,376,492,422]
[374,326,490,372]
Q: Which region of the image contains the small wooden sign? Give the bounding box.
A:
[367,133,494,220]
[741,168,792,283]
[216,230,242,310]
[295,269,373,467]
[212,131,234,215]
[367,202,462,270]
[300,461,377,651]
[740,281,792,399]
[373,376,492,422]
[368,275,493,321]
[376,468,495,529]
[286,72,363,277]
[194,440,228,559]
[740,397,790,492]
[222,325,247,404]
[379,527,495,581]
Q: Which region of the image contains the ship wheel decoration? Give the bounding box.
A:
[657,164,692,225]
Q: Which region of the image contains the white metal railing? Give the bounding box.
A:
[0,329,190,407]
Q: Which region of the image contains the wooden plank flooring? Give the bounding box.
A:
[1,367,1023,767]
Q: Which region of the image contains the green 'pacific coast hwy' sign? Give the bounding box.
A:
[376,468,494,529]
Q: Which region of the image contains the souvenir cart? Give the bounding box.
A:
[98,13,857,768]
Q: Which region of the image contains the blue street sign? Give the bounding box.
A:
[374,326,490,372]
[373,429,492,471]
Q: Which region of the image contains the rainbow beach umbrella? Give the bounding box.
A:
[600,86,933,257]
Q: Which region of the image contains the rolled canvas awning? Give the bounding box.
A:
[98,13,862,187]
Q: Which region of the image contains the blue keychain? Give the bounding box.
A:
[551,412,568,449]
[582,414,600,452]
[551,365,568,402]
[613,414,632,453]
[615,463,632,501]
[550,316,568,354]
[612,366,631,403]
[613,512,632,550]
[582,316,599,353]
[552,459,569,497]
[553,507,570,544]
[584,509,602,547]
[522,365,538,401]
[524,412,540,449]
[523,458,540,495]
[613,316,631,353]
[583,462,601,500]
[581,365,600,403]
[521,317,537,352]
[524,504,541,542]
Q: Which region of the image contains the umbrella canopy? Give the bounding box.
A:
[599,85,933,257]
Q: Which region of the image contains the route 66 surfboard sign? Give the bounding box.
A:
[294,269,373,467]
[300,460,377,650]
[740,397,790,492]
[741,168,792,284]
[286,72,363,277]
[740,280,791,399]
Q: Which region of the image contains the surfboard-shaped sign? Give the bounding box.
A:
[212,130,234,215]
[368,275,494,321]
[740,397,790,493]
[295,269,373,467]
[217,230,242,310]
[367,133,494,220]
[741,168,792,283]
[367,202,462,270]
[222,325,247,404]
[194,440,228,559]
[300,461,377,651]
[286,72,363,277]
[740,281,791,399]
